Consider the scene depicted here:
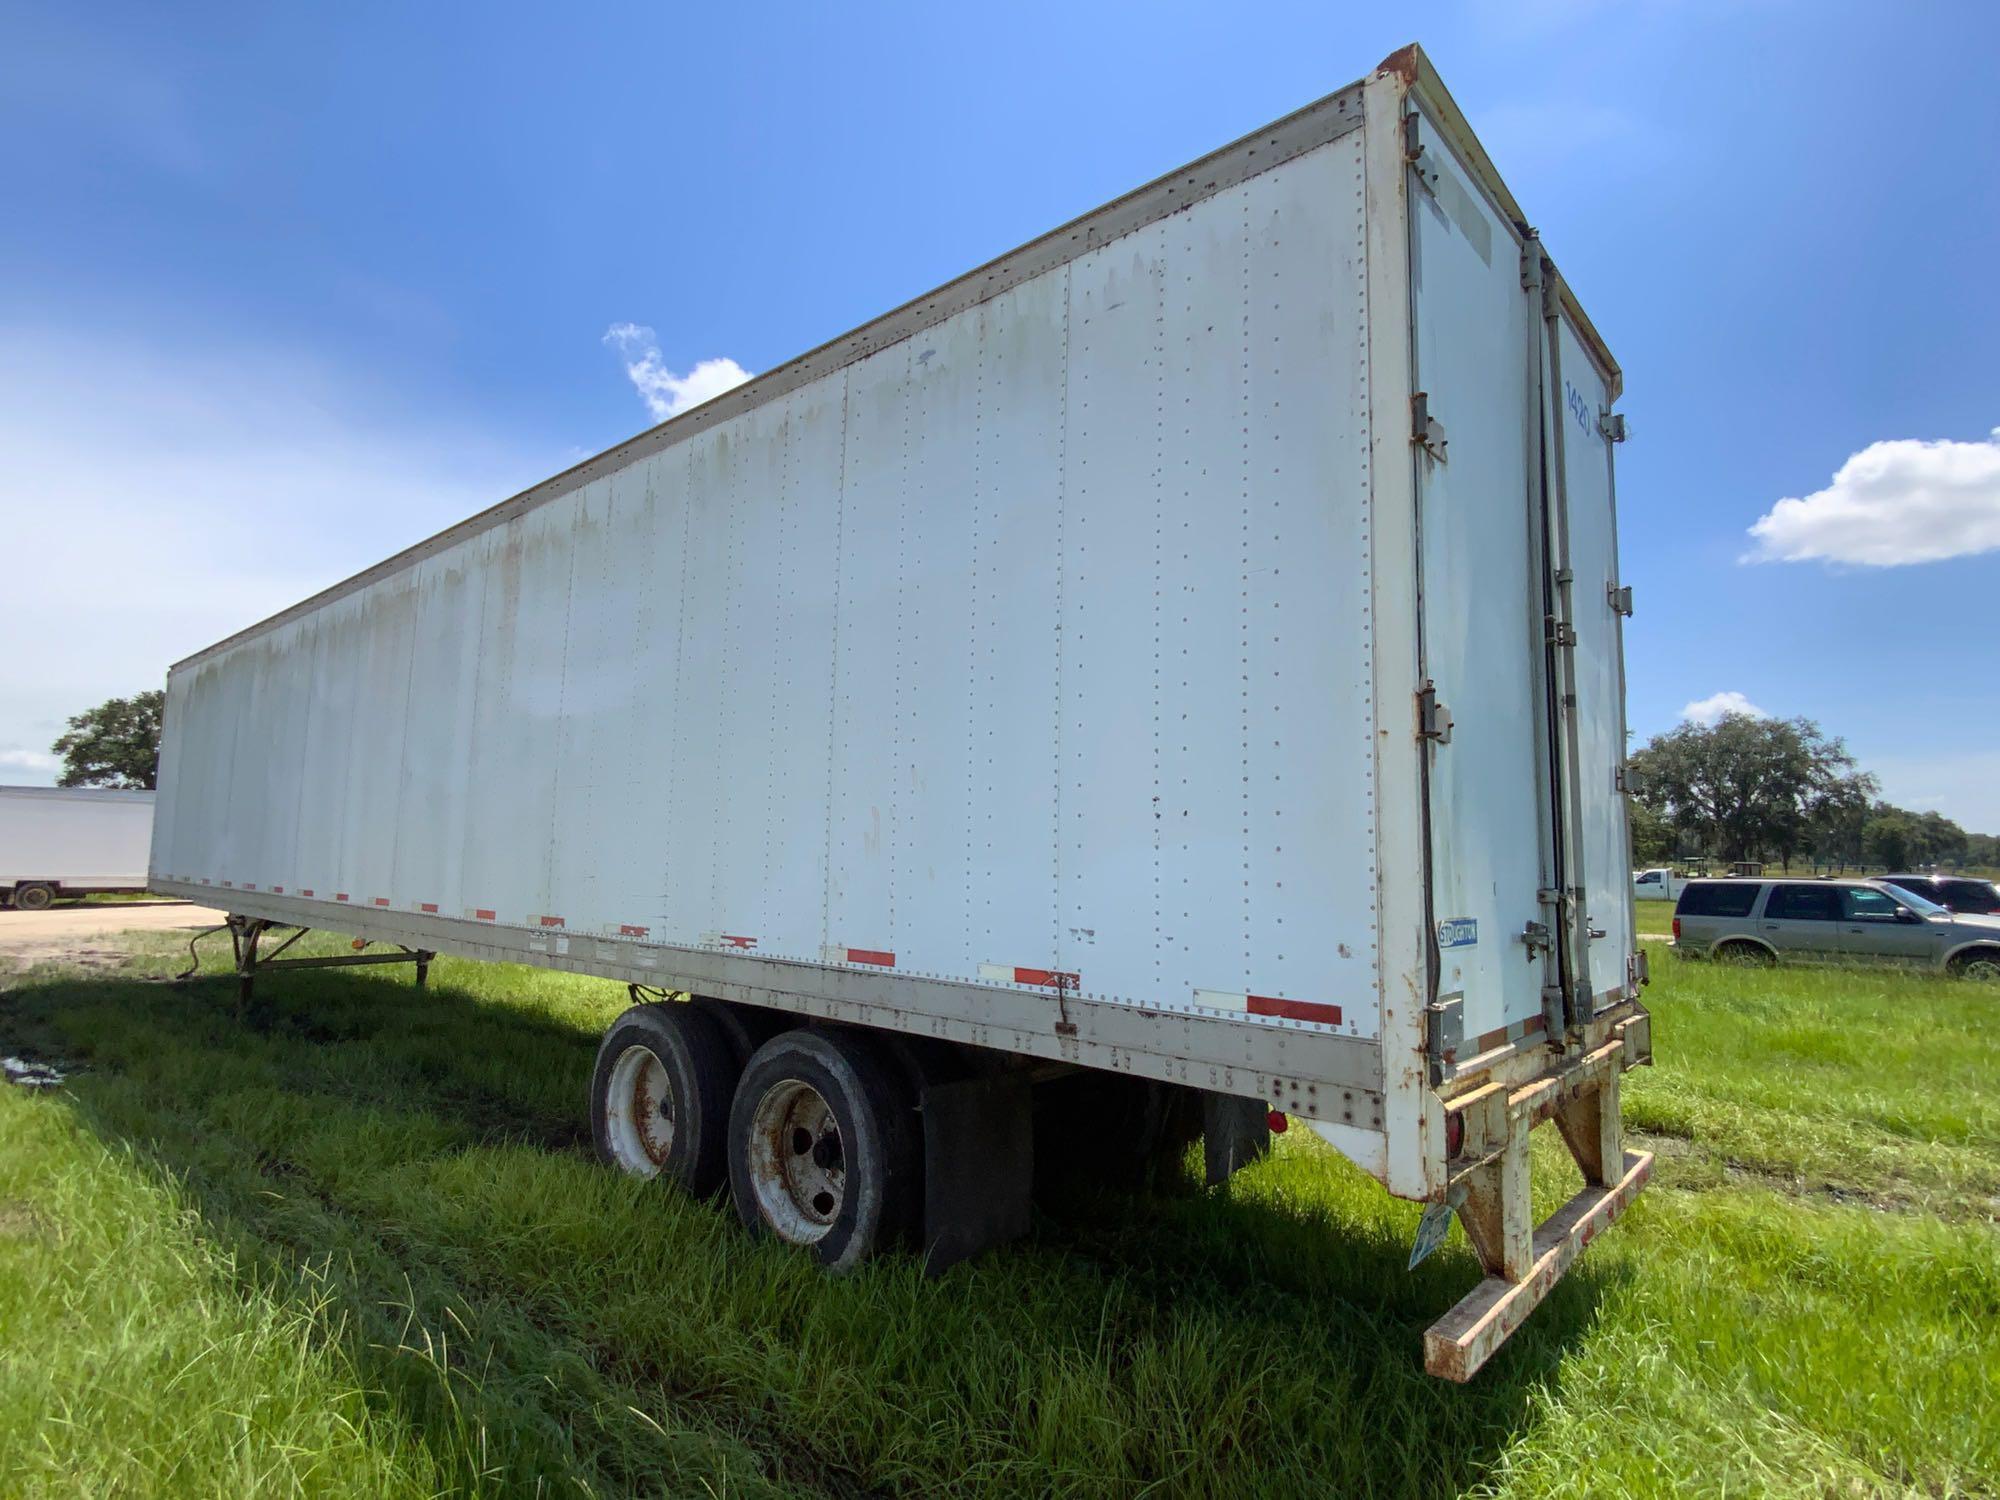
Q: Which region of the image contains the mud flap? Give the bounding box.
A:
[1202,1091,1272,1187]
[919,1072,1033,1275]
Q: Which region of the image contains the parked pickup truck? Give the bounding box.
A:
[1672,877,2000,979]
[1631,868,1683,902]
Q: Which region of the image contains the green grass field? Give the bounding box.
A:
[1,921,1995,1497]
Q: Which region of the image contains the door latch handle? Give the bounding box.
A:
[1520,921,1552,960]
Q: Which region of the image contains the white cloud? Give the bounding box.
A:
[0,324,554,786]
[1682,690,1767,727]
[0,748,59,778]
[1746,428,2000,566]
[603,324,751,423]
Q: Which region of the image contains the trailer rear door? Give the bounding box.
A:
[1403,108,1563,1071]
[1546,313,1635,1010]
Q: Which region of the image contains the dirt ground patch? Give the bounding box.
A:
[0,901,224,968]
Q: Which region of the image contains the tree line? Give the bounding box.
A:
[1626,711,1994,872]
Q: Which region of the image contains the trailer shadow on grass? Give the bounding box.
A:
[3,954,1624,1498]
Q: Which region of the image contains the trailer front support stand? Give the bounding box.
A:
[228,915,437,1005]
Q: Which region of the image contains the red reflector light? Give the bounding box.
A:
[1266,1110,1289,1134]
[1672,916,1682,941]
[1445,1111,1465,1159]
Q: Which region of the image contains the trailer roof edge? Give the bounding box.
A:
[1380,42,1623,401]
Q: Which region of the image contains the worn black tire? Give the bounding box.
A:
[1949,947,2000,984]
[1714,940,1775,967]
[728,1029,918,1272]
[689,996,789,1071]
[589,1002,736,1198]
[10,883,53,913]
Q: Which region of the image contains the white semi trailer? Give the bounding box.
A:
[1,785,156,909]
[151,44,1651,1380]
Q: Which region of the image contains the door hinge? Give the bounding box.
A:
[1416,681,1453,744]
[1519,231,1545,294]
[1401,114,1439,197]
[1614,763,1639,794]
[1598,410,1629,443]
[1544,616,1577,649]
[1608,583,1634,616]
[1427,990,1464,1061]
[1411,392,1448,463]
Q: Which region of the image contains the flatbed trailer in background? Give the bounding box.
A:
[152,43,1651,1380]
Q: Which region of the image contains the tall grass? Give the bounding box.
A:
[0,928,1994,1496]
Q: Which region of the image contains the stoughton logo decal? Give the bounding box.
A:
[1436,918,1479,949]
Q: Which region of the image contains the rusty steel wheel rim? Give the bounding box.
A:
[745,1079,844,1244]
[604,1044,674,1176]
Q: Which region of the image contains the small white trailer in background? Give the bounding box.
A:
[1,785,156,910]
[151,44,1651,1380]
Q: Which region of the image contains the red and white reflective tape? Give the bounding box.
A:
[616,923,650,938]
[1194,988,1344,1027]
[372,897,390,907]
[335,893,350,902]
[823,944,895,968]
[271,885,284,894]
[532,915,565,929]
[468,908,497,922]
[700,932,759,950]
[980,963,1080,989]
[300,889,314,898]
[419,902,439,914]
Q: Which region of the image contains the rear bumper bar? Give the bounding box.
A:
[1422,1008,1652,1381]
[1424,1147,1652,1381]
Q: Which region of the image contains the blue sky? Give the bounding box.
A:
[3,1,1996,825]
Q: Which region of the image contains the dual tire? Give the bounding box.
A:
[589,1002,917,1270]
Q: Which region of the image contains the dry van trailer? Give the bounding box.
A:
[152,44,1651,1380]
[1,785,156,910]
